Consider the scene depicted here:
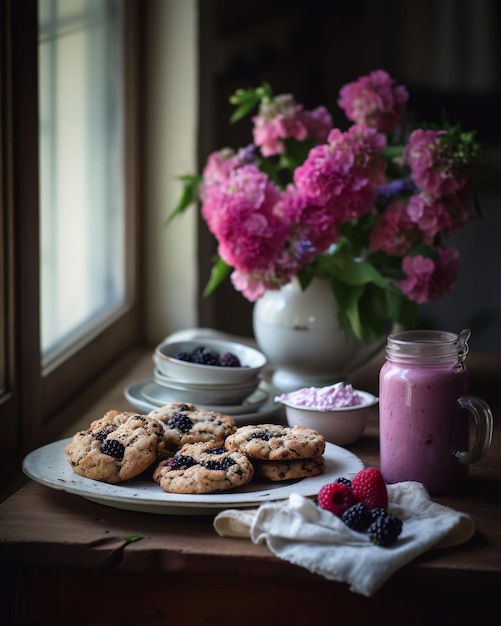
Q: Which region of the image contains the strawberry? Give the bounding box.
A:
[317,482,357,517]
[351,467,388,510]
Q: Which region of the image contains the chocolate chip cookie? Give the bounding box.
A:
[153,441,254,494]
[65,411,166,484]
[224,423,325,461]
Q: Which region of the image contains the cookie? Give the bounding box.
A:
[153,441,254,494]
[224,424,325,461]
[65,411,166,484]
[148,402,237,452]
[253,455,326,482]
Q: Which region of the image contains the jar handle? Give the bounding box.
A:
[453,396,493,464]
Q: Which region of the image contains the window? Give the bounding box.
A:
[39,0,127,362]
[0,0,142,481]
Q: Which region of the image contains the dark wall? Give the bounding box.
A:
[197,0,501,352]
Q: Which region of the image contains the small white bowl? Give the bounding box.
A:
[153,368,261,405]
[154,338,267,385]
[280,390,378,446]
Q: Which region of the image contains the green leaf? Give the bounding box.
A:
[229,83,273,123]
[330,279,388,343]
[122,535,143,544]
[164,174,202,226]
[203,257,233,296]
[387,289,418,329]
[319,253,389,290]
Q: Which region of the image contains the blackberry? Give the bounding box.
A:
[368,512,403,547]
[100,439,125,461]
[206,446,227,455]
[335,476,352,488]
[342,502,372,532]
[92,424,118,441]
[203,458,236,471]
[218,352,241,368]
[173,351,192,362]
[168,455,197,471]
[168,413,193,433]
[191,346,220,366]
[369,507,387,523]
[248,431,276,441]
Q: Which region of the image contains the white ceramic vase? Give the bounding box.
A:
[252,277,387,391]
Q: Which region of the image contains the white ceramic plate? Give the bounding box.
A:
[22,440,364,516]
[125,379,283,424]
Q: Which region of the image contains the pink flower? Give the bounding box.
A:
[369,202,422,256]
[406,191,471,240]
[280,186,341,261]
[230,270,271,302]
[338,69,408,133]
[404,129,472,200]
[200,149,241,200]
[303,106,334,142]
[201,164,288,274]
[252,94,332,157]
[293,125,386,223]
[400,247,461,304]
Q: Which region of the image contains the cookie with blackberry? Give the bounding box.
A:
[65,411,166,484]
[148,401,237,453]
[253,455,326,482]
[153,440,254,494]
[224,423,325,461]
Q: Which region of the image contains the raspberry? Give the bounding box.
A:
[342,502,373,532]
[351,467,388,510]
[317,482,357,517]
[368,512,403,547]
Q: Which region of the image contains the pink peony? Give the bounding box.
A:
[338,69,409,133]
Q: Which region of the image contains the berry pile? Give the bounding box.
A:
[317,467,403,547]
[173,346,243,368]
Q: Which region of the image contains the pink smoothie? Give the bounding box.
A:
[379,361,470,494]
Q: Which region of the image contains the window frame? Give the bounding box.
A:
[0,0,144,480]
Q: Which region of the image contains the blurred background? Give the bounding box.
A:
[192,0,501,352]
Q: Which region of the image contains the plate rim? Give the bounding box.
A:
[125,378,281,421]
[22,438,364,515]
[141,380,269,414]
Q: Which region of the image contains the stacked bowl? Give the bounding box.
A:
[152,337,268,411]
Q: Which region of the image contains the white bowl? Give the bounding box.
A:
[154,338,267,385]
[280,390,378,445]
[153,368,261,405]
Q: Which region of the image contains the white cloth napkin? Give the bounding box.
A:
[214,481,474,596]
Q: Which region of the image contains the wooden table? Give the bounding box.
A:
[1,352,500,625]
